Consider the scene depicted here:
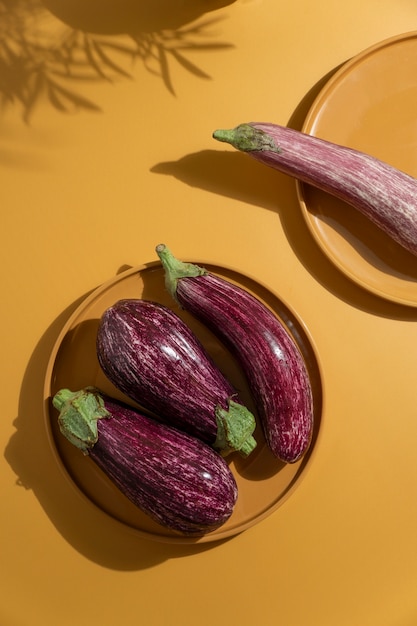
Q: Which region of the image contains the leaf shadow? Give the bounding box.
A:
[0,0,235,120]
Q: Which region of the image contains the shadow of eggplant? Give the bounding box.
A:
[0,0,235,121]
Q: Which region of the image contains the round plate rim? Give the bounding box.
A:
[43,260,325,544]
[296,30,417,307]
[43,259,324,544]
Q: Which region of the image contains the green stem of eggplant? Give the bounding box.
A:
[52,387,110,453]
[213,124,281,153]
[156,243,207,302]
[215,400,257,457]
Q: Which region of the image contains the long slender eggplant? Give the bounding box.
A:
[52,388,238,536]
[96,299,257,457]
[156,244,313,463]
[213,123,417,257]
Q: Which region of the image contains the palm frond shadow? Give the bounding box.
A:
[131,23,233,95]
[0,0,234,121]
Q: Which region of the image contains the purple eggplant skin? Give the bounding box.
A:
[156,244,314,464]
[96,299,257,457]
[213,123,417,258]
[52,388,238,536]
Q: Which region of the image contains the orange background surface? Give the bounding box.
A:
[2,2,417,625]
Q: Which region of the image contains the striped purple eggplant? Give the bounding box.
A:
[96,299,257,457]
[213,123,417,257]
[156,244,313,463]
[52,388,238,536]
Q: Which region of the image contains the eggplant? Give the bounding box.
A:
[96,299,257,457]
[156,244,314,463]
[213,123,417,257]
[52,388,238,536]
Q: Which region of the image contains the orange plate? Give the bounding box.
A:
[297,31,417,307]
[44,261,322,544]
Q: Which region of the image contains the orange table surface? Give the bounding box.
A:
[2,2,417,625]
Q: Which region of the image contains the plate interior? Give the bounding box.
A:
[45,262,322,543]
[298,32,417,306]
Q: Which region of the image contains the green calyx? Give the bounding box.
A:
[213,124,280,153]
[52,387,110,454]
[156,243,207,302]
[214,399,257,458]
